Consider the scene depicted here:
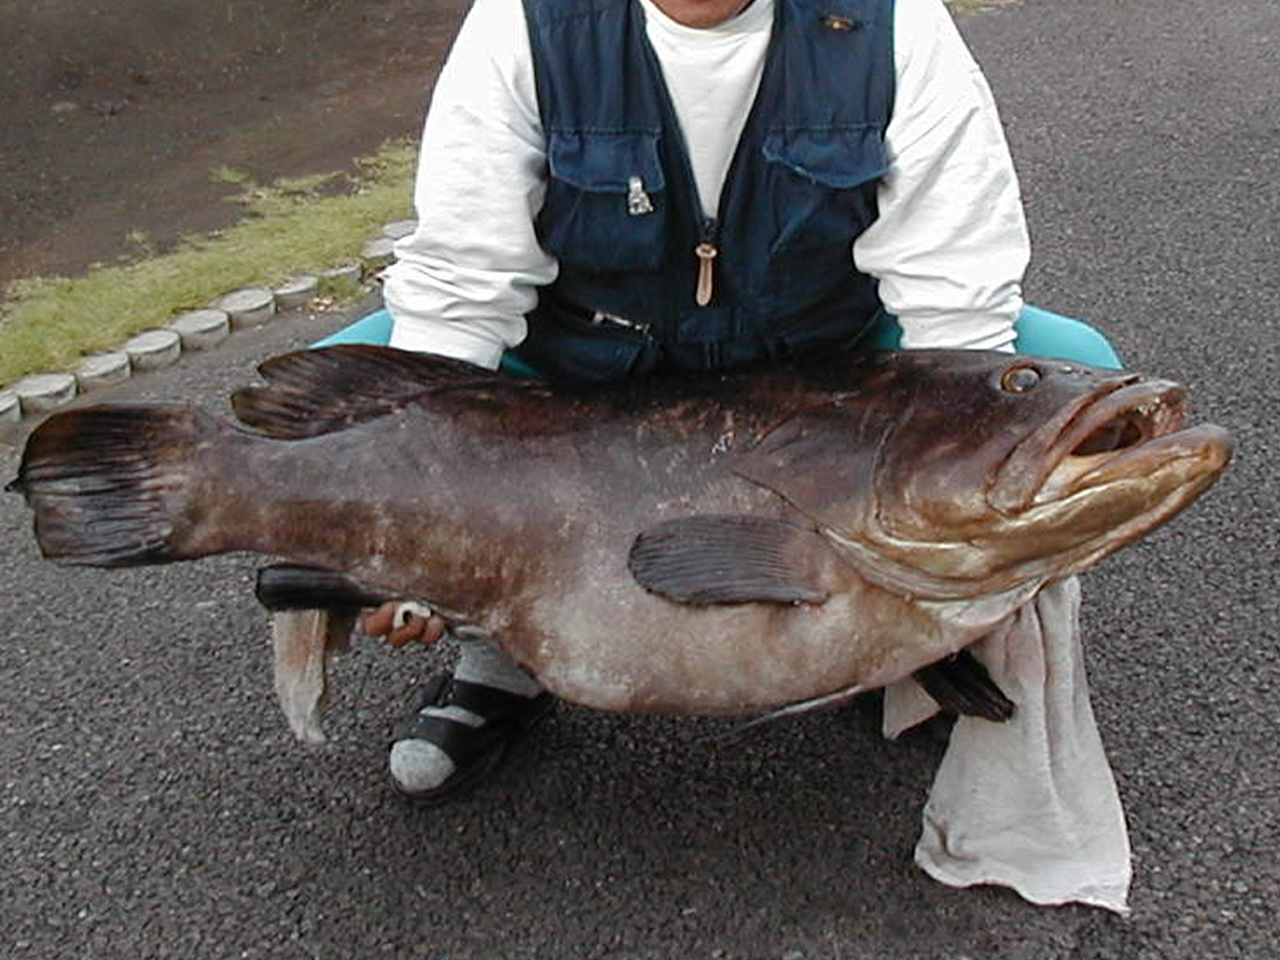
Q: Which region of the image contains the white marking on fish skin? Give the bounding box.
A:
[1034,451,1117,504]
[366,507,407,572]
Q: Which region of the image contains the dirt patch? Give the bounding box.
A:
[0,0,469,293]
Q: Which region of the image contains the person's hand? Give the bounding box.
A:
[362,600,447,648]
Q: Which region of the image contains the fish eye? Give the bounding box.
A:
[1000,365,1041,393]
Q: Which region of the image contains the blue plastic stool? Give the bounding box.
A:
[313,304,1122,371]
[310,309,541,377]
[312,310,395,348]
[1015,305,1122,369]
[856,305,1122,369]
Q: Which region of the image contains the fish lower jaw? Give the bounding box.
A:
[1032,424,1232,507]
[1031,467,1231,587]
[1033,450,1118,504]
[1020,447,1232,564]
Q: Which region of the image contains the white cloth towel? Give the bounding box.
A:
[885,577,1133,914]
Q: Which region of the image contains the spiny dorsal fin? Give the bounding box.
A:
[628,515,836,605]
[231,344,513,438]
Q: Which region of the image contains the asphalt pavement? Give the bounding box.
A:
[2,0,1278,957]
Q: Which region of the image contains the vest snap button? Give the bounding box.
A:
[822,15,860,32]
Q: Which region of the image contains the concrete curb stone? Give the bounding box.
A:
[381,219,418,240]
[125,329,183,371]
[75,352,133,391]
[274,275,320,311]
[169,309,232,350]
[360,236,397,272]
[218,288,277,329]
[318,263,363,287]
[13,373,78,415]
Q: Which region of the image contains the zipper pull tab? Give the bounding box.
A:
[695,242,717,306]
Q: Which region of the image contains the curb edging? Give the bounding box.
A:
[2,219,417,426]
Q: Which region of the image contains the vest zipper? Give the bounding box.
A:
[591,310,653,338]
[695,219,719,307]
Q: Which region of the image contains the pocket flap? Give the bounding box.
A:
[548,130,666,193]
[762,127,887,189]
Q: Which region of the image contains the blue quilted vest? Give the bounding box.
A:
[514,0,896,381]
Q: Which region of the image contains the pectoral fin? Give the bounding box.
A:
[628,515,836,605]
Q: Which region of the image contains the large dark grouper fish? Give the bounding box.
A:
[9,345,1231,741]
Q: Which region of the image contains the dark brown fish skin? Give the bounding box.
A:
[10,346,1232,715]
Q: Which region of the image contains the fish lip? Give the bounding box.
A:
[991,377,1191,512]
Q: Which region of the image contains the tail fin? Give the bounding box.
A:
[8,403,224,566]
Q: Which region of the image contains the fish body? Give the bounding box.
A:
[10,346,1231,722]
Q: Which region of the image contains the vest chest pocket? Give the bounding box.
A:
[762,127,887,258]
[538,130,668,272]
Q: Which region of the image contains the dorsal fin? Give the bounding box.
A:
[231,344,513,438]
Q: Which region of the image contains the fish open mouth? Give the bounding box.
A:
[1032,379,1226,504]
[922,372,1237,594]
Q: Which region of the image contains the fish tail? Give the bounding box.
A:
[8,403,227,567]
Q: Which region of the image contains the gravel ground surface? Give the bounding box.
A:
[2,0,1278,958]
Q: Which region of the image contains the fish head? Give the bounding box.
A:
[738,350,1233,599]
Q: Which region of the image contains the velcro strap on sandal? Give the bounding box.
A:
[392,677,550,767]
[444,679,547,720]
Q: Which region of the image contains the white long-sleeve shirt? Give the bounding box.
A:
[383,0,1029,369]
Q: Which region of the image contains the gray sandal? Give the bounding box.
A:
[390,674,555,804]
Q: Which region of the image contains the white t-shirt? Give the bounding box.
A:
[383,0,1029,368]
